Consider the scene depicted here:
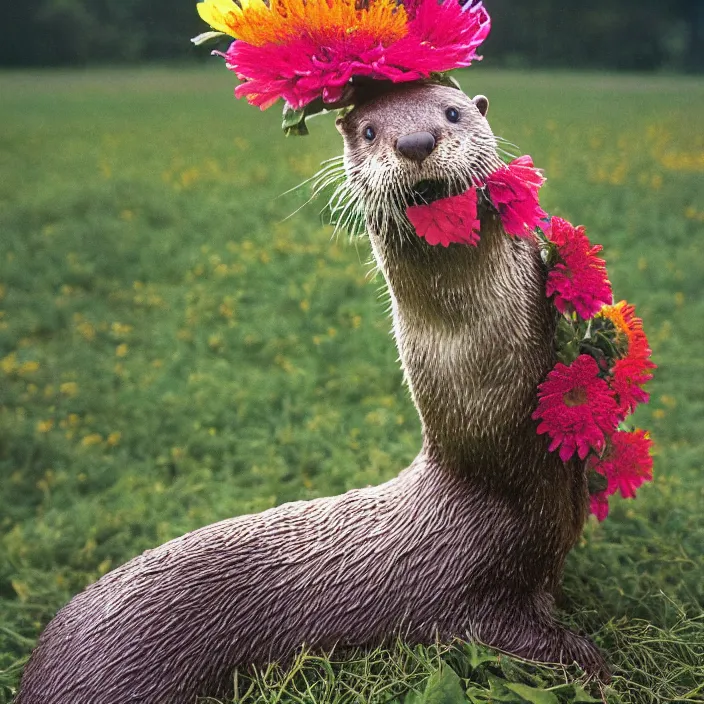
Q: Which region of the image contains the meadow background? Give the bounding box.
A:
[0,66,703,702]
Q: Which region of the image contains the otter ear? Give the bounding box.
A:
[335,115,346,135]
[472,95,489,117]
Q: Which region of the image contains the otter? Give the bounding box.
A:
[15,83,607,704]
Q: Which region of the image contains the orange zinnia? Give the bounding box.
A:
[197,0,408,47]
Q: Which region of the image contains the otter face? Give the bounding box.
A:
[336,83,502,237]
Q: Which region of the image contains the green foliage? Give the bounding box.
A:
[1,67,703,703]
[414,662,465,703]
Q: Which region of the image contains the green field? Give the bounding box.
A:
[0,67,703,703]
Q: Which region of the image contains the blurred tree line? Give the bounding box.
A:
[2,0,702,71]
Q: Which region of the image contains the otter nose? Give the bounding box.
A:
[396,132,436,162]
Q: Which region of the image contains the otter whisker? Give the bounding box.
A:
[312,165,347,184]
[280,161,345,198]
[311,173,348,201]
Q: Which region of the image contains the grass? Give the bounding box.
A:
[0,66,702,703]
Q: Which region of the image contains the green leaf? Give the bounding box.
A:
[282,104,309,137]
[571,683,603,702]
[587,467,609,494]
[504,682,559,704]
[404,688,425,704]
[486,675,523,702]
[465,686,489,704]
[429,72,462,90]
[499,657,540,685]
[464,643,498,670]
[556,340,580,365]
[421,664,466,704]
[540,239,559,268]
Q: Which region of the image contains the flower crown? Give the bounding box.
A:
[194,0,491,133]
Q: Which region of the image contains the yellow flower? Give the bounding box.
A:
[77,321,96,341]
[81,433,103,447]
[197,0,407,47]
[1,353,17,374]
[60,381,78,397]
[37,419,54,433]
[116,343,129,358]
[17,360,39,375]
[111,322,133,337]
[107,432,122,447]
[599,302,630,339]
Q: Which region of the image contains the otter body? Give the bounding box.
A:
[17,84,605,704]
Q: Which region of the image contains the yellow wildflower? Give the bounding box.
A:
[37,419,54,433]
[17,361,40,376]
[81,433,103,447]
[197,0,407,47]
[111,322,133,337]
[77,321,96,341]
[60,382,79,397]
[107,432,122,447]
[1,353,17,374]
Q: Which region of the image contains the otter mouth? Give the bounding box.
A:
[405,179,462,207]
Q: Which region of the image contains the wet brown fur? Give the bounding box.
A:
[16,83,607,704]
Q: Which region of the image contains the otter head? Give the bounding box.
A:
[336,82,501,240]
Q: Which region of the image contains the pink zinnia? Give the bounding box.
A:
[545,217,613,320]
[588,430,654,521]
[220,0,491,111]
[600,300,655,419]
[589,492,610,522]
[405,189,481,247]
[485,155,547,238]
[611,355,654,418]
[385,0,491,74]
[533,354,620,462]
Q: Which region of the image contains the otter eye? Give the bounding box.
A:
[445,107,460,123]
[363,125,376,142]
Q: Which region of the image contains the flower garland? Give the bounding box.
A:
[404,158,655,521]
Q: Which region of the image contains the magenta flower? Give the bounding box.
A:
[533,354,620,462]
[588,429,654,520]
[611,355,654,419]
[385,0,491,74]
[485,156,547,238]
[599,300,656,419]
[589,492,610,522]
[545,217,613,320]
[406,189,481,247]
[215,0,491,111]
[597,429,654,499]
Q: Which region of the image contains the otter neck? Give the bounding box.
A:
[367,213,557,474]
